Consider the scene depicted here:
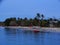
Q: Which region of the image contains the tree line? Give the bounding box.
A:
[3,13,60,27]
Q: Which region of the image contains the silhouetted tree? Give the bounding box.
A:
[36,13,40,20]
[41,14,44,27]
[3,13,60,27]
[4,18,11,26]
[41,14,44,20]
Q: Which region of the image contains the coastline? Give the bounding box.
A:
[0,26,60,32]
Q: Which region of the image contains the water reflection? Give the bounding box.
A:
[4,28,18,45]
[5,28,17,35]
[4,28,46,45]
[0,28,60,45]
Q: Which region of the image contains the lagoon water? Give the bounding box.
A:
[0,28,60,45]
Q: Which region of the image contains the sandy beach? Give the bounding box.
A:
[0,26,60,32]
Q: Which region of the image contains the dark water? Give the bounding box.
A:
[0,28,60,45]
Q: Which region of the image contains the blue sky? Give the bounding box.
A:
[0,0,60,21]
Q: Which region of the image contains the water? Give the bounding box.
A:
[0,27,60,45]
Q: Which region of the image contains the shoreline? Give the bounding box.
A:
[0,26,60,32]
[0,26,60,28]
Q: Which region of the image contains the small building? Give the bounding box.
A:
[49,20,58,27]
[9,21,17,26]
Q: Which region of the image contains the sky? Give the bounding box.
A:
[0,0,60,21]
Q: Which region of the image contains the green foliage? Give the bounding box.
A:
[4,17,16,26]
[3,13,60,27]
[4,18,11,26]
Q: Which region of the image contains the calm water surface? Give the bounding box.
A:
[0,27,60,45]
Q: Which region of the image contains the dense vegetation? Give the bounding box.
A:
[1,13,60,27]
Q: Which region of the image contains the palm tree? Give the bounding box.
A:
[23,17,27,22]
[41,14,44,27]
[41,14,44,20]
[36,13,40,20]
[35,13,41,26]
